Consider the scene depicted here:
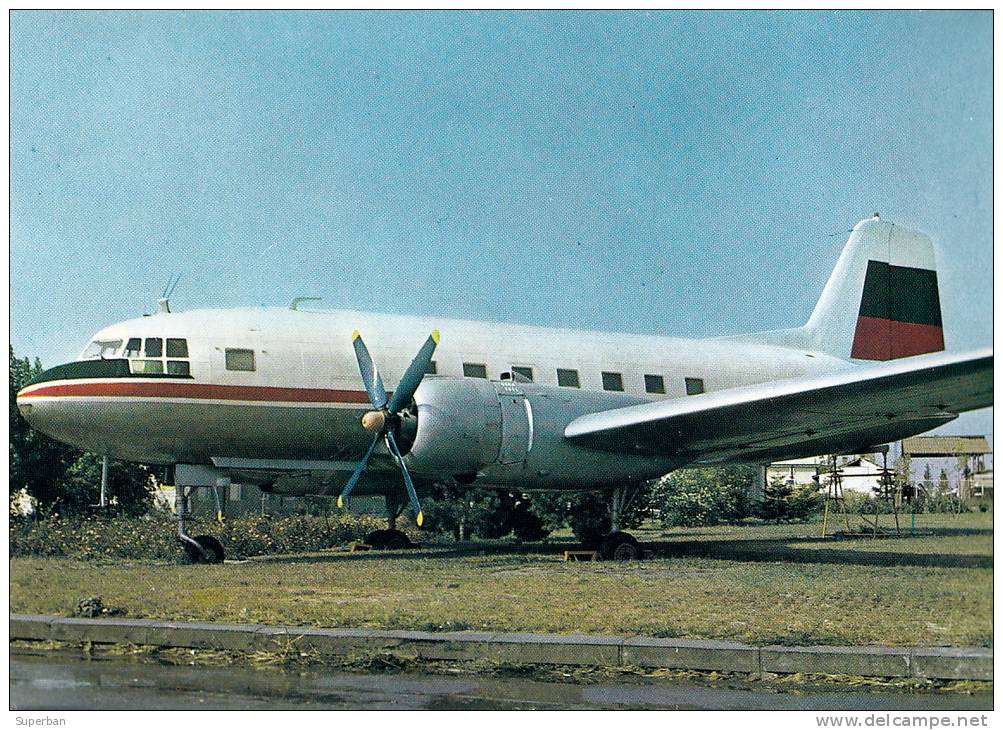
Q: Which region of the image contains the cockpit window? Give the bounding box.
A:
[81,339,123,360]
[132,359,164,374]
[122,336,192,378]
[166,338,188,358]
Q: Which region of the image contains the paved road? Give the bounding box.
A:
[9,653,992,711]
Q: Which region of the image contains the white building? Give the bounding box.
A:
[767,454,887,495]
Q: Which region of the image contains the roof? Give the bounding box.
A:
[902,435,992,456]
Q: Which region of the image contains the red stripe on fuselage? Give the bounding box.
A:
[17,381,376,404]
[850,316,945,361]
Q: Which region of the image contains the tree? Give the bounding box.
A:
[922,464,933,494]
[10,347,76,512]
[60,453,154,516]
[649,466,755,527]
[421,485,550,542]
[756,476,822,523]
[937,468,951,495]
[531,485,652,547]
[10,346,154,516]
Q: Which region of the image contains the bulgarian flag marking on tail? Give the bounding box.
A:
[851,260,945,361]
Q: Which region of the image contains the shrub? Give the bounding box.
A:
[9,513,392,561]
[756,477,823,523]
[651,466,754,527]
[531,485,651,546]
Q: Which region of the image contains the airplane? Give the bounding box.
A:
[16,216,993,562]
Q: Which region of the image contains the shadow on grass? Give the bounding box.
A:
[642,538,992,569]
[249,527,992,570]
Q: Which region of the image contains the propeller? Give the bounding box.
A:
[335,329,439,527]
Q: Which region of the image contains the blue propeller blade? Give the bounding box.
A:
[384,430,423,527]
[387,331,440,414]
[351,331,388,410]
[335,433,380,508]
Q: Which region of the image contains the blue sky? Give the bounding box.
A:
[10,10,992,439]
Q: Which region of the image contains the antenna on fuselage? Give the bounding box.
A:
[158,273,182,314]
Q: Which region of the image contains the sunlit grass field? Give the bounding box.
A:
[10,511,991,648]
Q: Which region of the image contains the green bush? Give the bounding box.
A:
[651,466,753,527]
[531,485,651,546]
[837,491,973,515]
[756,477,823,523]
[9,513,392,561]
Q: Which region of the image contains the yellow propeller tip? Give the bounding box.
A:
[336,496,344,509]
[431,330,440,344]
[351,330,360,342]
[216,511,224,524]
[416,512,424,527]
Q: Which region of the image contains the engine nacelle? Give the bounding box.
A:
[405,376,681,490]
[405,377,502,478]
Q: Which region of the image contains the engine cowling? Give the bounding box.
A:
[405,377,502,478]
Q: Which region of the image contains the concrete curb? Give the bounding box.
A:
[9,615,992,681]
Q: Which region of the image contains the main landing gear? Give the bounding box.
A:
[595,483,646,560]
[362,488,415,550]
[176,485,225,564]
[599,531,642,561]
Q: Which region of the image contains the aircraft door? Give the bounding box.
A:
[494,382,532,465]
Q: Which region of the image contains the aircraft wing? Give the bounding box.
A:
[564,348,993,465]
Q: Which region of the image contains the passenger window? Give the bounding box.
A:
[557,368,580,388]
[462,363,487,379]
[225,349,256,372]
[511,366,534,383]
[645,374,665,394]
[602,371,624,392]
[125,338,142,357]
[144,338,163,357]
[166,338,189,358]
[131,360,164,375]
[685,377,705,395]
[166,360,191,376]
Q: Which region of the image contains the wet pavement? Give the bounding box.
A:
[9,652,993,711]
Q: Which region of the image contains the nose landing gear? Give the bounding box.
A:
[176,485,226,564]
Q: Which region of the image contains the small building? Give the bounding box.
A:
[901,435,992,500]
[767,453,888,495]
[970,470,993,499]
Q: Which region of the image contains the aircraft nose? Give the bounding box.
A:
[16,383,42,425]
[16,363,65,429]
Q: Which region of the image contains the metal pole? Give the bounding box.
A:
[100,455,109,507]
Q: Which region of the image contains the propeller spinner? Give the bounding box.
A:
[334,329,440,526]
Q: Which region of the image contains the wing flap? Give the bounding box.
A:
[564,348,992,464]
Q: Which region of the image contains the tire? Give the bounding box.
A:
[383,530,413,550]
[599,531,642,561]
[365,530,389,549]
[182,535,225,564]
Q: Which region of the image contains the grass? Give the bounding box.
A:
[9,511,992,648]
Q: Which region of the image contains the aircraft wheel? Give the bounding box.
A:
[183,535,225,564]
[599,531,642,561]
[365,530,389,549]
[383,530,413,550]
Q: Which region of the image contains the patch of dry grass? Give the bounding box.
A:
[10,512,991,648]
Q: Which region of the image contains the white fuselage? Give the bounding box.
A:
[17,306,854,489]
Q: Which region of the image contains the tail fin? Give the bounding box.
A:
[719,217,946,361]
[807,217,944,360]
